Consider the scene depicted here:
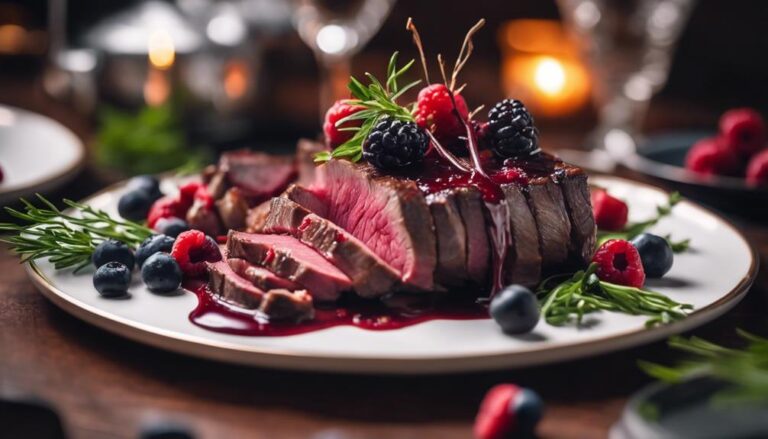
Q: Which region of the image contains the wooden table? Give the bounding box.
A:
[2,80,767,439]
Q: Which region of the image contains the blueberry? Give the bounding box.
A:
[93,261,131,297]
[490,284,540,334]
[127,175,163,201]
[156,217,189,238]
[631,233,674,278]
[509,388,544,437]
[136,234,175,267]
[139,421,194,439]
[141,252,182,293]
[92,239,135,269]
[118,189,154,221]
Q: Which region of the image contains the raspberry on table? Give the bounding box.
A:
[362,117,429,170]
[746,149,768,187]
[592,239,646,288]
[147,195,183,229]
[323,100,365,148]
[684,137,742,177]
[171,230,222,278]
[719,108,766,157]
[590,189,629,231]
[487,99,540,158]
[413,84,469,146]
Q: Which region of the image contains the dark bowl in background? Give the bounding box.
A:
[620,131,768,219]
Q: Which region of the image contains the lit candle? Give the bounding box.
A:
[143,30,174,106]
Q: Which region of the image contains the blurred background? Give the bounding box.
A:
[1,0,767,175]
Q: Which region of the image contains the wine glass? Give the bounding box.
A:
[291,0,396,117]
[556,0,697,157]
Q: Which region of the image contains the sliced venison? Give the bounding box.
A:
[526,176,572,270]
[454,187,490,285]
[501,183,542,286]
[227,257,303,291]
[559,168,596,264]
[426,190,468,287]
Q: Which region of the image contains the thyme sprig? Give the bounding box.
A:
[315,52,421,163]
[640,330,768,405]
[0,195,153,272]
[597,191,689,253]
[537,263,693,327]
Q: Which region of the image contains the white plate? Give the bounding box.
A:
[0,105,85,204]
[26,176,757,374]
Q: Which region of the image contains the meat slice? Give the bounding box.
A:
[559,168,596,264]
[527,176,572,270]
[501,183,542,286]
[227,257,303,291]
[261,196,400,297]
[219,150,297,205]
[306,160,437,291]
[426,191,468,287]
[296,139,325,187]
[227,231,352,301]
[283,184,327,215]
[206,260,313,320]
[455,187,490,285]
[216,187,250,231]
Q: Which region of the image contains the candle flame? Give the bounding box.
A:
[534,57,566,96]
[148,30,175,70]
[224,61,248,100]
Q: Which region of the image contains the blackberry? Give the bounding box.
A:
[363,117,428,170]
[487,99,540,158]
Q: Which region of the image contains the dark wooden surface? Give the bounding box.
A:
[1,80,767,439]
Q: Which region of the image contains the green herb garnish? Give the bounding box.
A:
[597,191,689,253]
[0,195,152,272]
[315,52,421,163]
[640,330,768,405]
[537,263,693,327]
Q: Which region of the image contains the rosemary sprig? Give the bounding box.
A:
[597,191,689,253]
[315,52,421,163]
[640,330,768,405]
[537,263,693,327]
[0,195,153,272]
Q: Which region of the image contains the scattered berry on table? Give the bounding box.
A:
[141,252,183,293]
[590,189,629,231]
[147,195,183,229]
[719,108,766,157]
[363,117,429,170]
[487,99,540,158]
[156,217,190,238]
[118,189,154,221]
[414,84,469,147]
[489,284,540,334]
[136,234,176,267]
[684,137,742,177]
[592,239,646,288]
[474,384,543,439]
[631,233,674,279]
[93,261,132,297]
[323,99,366,148]
[178,181,206,212]
[127,175,163,201]
[92,239,135,269]
[746,149,768,187]
[171,230,222,277]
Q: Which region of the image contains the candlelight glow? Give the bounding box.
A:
[534,57,566,96]
[224,61,249,100]
[144,68,170,106]
[148,30,175,70]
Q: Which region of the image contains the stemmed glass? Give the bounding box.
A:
[291,0,396,117]
[556,0,697,158]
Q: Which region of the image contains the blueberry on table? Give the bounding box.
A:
[141,252,183,293]
[156,217,189,238]
[489,284,540,334]
[631,233,674,278]
[510,388,544,437]
[92,239,135,269]
[93,262,131,297]
[127,175,163,201]
[136,234,175,267]
[118,189,154,221]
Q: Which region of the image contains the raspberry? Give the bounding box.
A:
[474,384,519,439]
[414,84,469,146]
[323,100,365,148]
[592,239,646,288]
[590,189,629,231]
[147,196,183,229]
[362,117,429,170]
[193,184,214,209]
[719,108,766,157]
[746,149,768,187]
[178,181,205,212]
[171,230,222,277]
[684,137,742,177]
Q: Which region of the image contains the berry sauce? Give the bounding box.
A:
[187,280,489,336]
